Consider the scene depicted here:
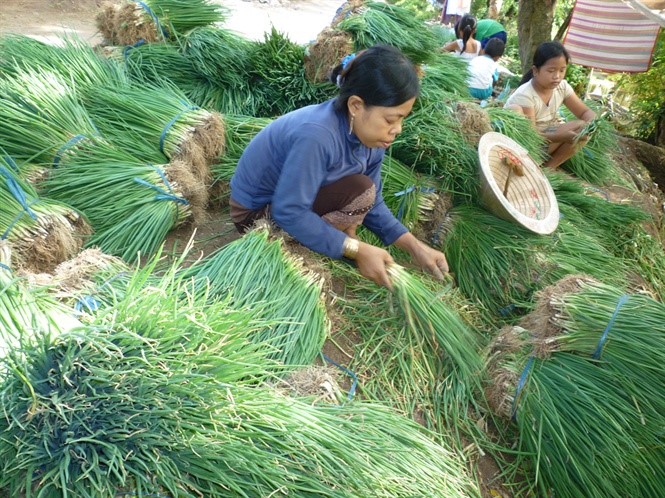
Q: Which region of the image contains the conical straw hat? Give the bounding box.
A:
[478,132,559,235]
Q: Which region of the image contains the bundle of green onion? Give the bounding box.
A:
[487,106,548,165]
[0,34,127,89]
[546,171,649,249]
[486,278,665,497]
[0,159,91,272]
[96,0,227,46]
[440,204,542,314]
[0,68,98,166]
[183,225,329,367]
[183,26,256,91]
[419,53,472,100]
[82,81,224,184]
[0,240,82,356]
[182,27,260,114]
[42,138,192,263]
[117,41,201,95]
[0,319,480,497]
[441,203,632,315]
[337,1,441,65]
[249,28,335,117]
[392,99,479,197]
[562,112,623,185]
[381,154,439,231]
[321,256,490,449]
[388,264,484,386]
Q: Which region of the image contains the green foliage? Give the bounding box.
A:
[565,63,591,96]
[615,30,665,142]
[387,0,440,22]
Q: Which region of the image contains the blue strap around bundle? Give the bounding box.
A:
[2,155,19,172]
[136,1,169,39]
[592,294,629,360]
[53,134,88,167]
[123,39,146,60]
[394,185,436,222]
[322,353,358,401]
[510,355,535,422]
[0,166,38,240]
[74,295,100,314]
[159,104,198,154]
[133,166,189,205]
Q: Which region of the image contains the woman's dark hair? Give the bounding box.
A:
[519,40,570,85]
[455,14,477,54]
[329,44,419,111]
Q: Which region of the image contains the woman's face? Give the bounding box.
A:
[349,96,416,149]
[533,55,568,89]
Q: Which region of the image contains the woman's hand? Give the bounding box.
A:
[408,240,449,280]
[355,241,395,289]
[393,232,449,280]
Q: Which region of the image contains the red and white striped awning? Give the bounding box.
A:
[563,0,662,73]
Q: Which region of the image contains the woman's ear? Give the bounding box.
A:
[347,95,364,114]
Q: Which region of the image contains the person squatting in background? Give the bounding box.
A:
[442,14,481,60]
[504,41,596,169]
[229,45,449,288]
[475,19,507,49]
[467,38,506,100]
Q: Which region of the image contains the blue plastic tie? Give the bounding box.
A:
[133,166,189,205]
[510,355,535,422]
[584,185,610,201]
[2,155,19,172]
[53,135,87,167]
[159,105,198,154]
[74,295,100,314]
[1,166,38,240]
[498,303,517,317]
[136,1,169,39]
[394,185,436,222]
[0,166,36,217]
[123,38,146,60]
[0,262,11,272]
[491,119,505,134]
[592,294,629,360]
[583,147,595,159]
[322,353,358,401]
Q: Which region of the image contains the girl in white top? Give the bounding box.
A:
[505,41,595,169]
[442,14,481,61]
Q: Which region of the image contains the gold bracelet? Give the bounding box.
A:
[342,237,360,260]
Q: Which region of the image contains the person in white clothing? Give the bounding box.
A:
[505,41,596,169]
[467,38,505,100]
[442,14,480,60]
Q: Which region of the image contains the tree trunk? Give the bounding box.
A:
[554,6,573,41]
[517,0,557,74]
[488,0,499,18]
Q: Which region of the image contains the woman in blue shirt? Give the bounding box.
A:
[230,45,448,288]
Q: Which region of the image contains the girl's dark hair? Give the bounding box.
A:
[519,40,570,85]
[329,44,419,111]
[455,14,477,54]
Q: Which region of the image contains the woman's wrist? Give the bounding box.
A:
[343,237,360,259]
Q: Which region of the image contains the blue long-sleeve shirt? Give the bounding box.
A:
[230,99,408,258]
